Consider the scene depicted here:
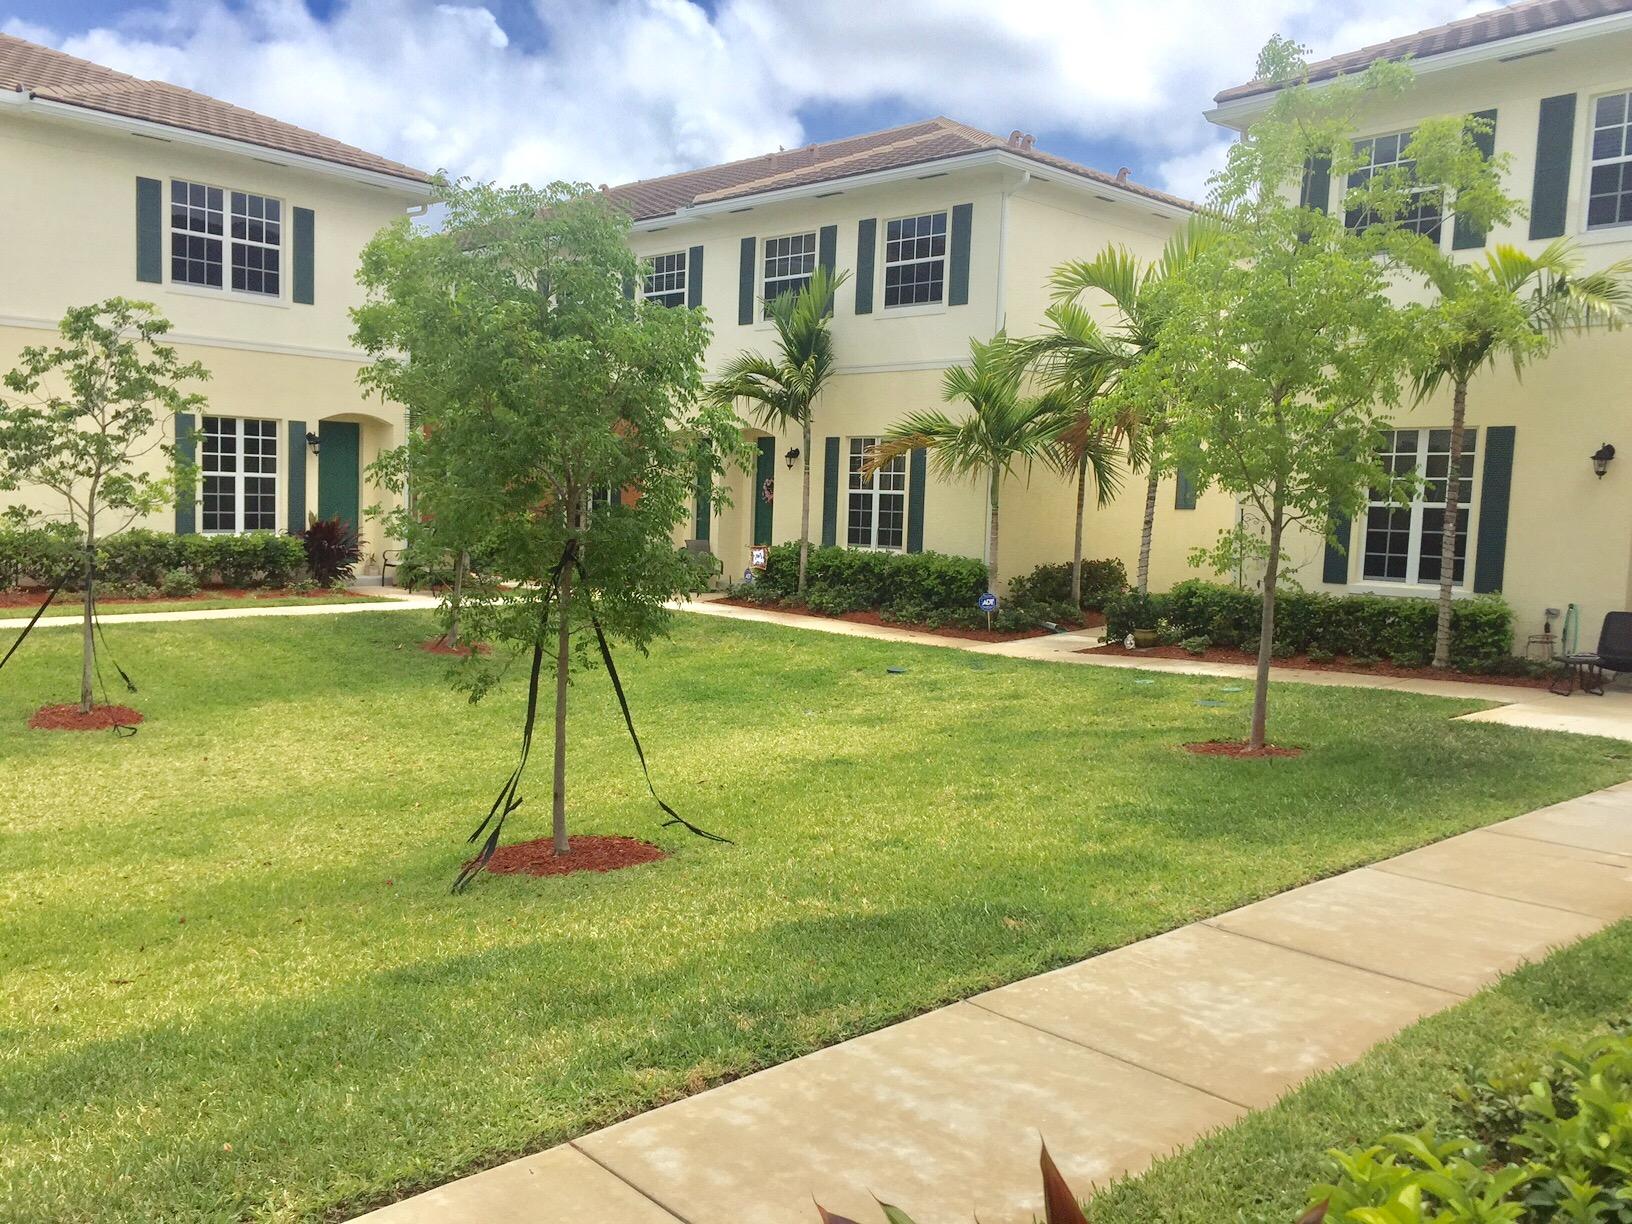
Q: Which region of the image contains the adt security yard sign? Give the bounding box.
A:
[977,591,998,629]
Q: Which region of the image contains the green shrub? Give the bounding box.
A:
[1104,590,1170,637]
[751,544,988,621]
[1307,645,1335,664]
[1305,1028,1632,1224]
[1181,634,1211,656]
[177,534,216,579]
[159,568,199,598]
[0,520,83,590]
[210,531,305,587]
[96,529,182,588]
[1126,581,1514,672]
[1008,558,1128,610]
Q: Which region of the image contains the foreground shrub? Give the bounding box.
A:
[1009,559,1129,610]
[96,529,182,587]
[0,519,83,590]
[1305,1028,1632,1223]
[1109,580,1513,671]
[744,544,988,622]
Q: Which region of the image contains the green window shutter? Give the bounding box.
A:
[906,447,927,552]
[738,236,756,326]
[854,218,876,315]
[1322,512,1351,585]
[1453,109,1499,250]
[286,419,307,530]
[687,244,704,309]
[174,412,197,534]
[820,435,840,547]
[1473,426,1516,593]
[1530,94,1577,240]
[136,176,163,284]
[1299,156,1331,214]
[293,207,315,304]
[948,203,973,306]
[1174,467,1197,510]
[818,224,837,276]
[753,437,775,545]
[693,443,711,542]
[621,272,634,301]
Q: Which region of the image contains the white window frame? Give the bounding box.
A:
[201,415,279,535]
[845,437,907,552]
[1586,88,1632,232]
[1359,427,1476,589]
[169,178,285,300]
[881,210,949,310]
[1344,130,1446,247]
[643,250,688,307]
[761,231,817,319]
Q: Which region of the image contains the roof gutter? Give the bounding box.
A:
[629,148,1191,232]
[1205,8,1632,129]
[1,87,435,197]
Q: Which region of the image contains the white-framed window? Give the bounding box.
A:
[846,437,906,551]
[1588,90,1632,230]
[762,231,817,317]
[171,179,282,296]
[644,251,687,307]
[883,211,947,308]
[1345,131,1443,243]
[1362,427,1476,585]
[201,416,278,534]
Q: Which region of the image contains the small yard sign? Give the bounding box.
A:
[749,545,770,571]
[978,593,998,612]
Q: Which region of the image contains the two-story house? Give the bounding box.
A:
[1199,0,1632,647]
[609,118,1196,588]
[0,35,431,571]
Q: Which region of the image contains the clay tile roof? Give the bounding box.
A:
[604,116,1193,221]
[0,32,430,185]
[1215,0,1632,104]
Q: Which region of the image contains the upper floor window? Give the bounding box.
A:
[883,211,947,308]
[202,416,278,534]
[762,232,816,317]
[1362,427,1476,585]
[171,179,281,297]
[1345,131,1443,243]
[644,251,687,307]
[846,437,906,551]
[1589,91,1632,230]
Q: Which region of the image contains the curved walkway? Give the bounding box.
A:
[0,585,439,630]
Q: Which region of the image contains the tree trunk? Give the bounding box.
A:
[798,417,812,598]
[441,549,468,650]
[1432,380,1469,670]
[1071,456,1087,607]
[1137,464,1159,596]
[552,540,572,857]
[1250,508,1285,751]
[987,468,1001,589]
[80,520,95,716]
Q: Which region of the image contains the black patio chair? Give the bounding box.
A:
[1552,611,1632,696]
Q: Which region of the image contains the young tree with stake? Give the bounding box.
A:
[0,300,206,714]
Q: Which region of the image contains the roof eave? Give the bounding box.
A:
[628,147,1191,232]
[1,87,435,196]
[1205,7,1632,130]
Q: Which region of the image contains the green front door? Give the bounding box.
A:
[317,421,361,533]
[753,436,775,545]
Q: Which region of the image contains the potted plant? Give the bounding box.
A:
[1125,591,1160,648]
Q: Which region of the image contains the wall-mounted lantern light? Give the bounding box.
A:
[305,431,322,457]
[1592,442,1615,479]
[784,447,801,471]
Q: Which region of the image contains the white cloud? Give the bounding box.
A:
[6,0,1484,196]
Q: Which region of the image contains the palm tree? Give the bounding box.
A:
[706,265,847,597]
[1046,218,1216,594]
[867,335,1055,587]
[1414,240,1632,669]
[1007,303,1134,604]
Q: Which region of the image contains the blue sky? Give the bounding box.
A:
[3,0,1491,199]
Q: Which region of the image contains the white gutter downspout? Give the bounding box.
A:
[993,168,1031,338]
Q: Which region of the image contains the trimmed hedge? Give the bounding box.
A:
[0,526,308,592]
[1105,579,1514,671]
[1007,558,1128,610]
[742,543,988,622]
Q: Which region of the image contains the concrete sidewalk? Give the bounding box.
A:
[356,782,1632,1224]
[677,596,1632,743]
[0,585,438,629]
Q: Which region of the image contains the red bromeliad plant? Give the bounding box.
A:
[298,513,359,586]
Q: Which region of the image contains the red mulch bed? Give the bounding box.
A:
[1184,740,1303,759]
[716,596,1105,643]
[420,638,491,657]
[476,835,666,878]
[1087,642,1552,689]
[28,703,144,731]
[0,586,360,610]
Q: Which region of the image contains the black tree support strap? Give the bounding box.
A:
[0,564,75,675]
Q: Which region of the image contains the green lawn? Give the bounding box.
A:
[1,611,1627,1222]
[1086,918,1632,1223]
